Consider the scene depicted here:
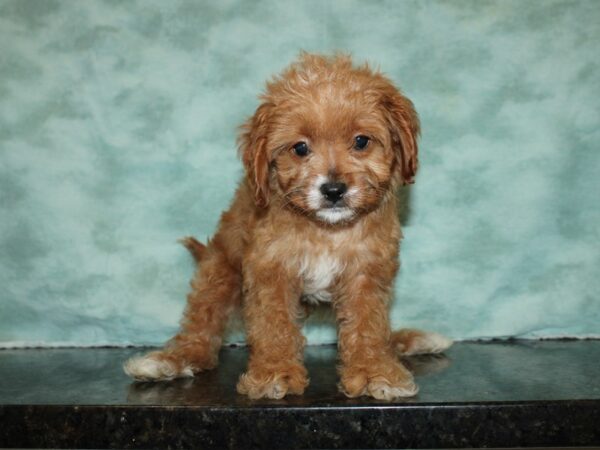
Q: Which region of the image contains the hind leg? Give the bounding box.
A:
[124,246,241,381]
[391,328,453,356]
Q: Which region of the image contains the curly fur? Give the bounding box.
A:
[124,53,452,400]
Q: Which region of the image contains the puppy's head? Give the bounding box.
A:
[239,53,419,224]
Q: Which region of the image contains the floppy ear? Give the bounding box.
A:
[238,102,273,208]
[382,90,420,184]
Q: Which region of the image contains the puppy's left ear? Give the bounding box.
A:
[238,102,273,208]
[382,90,420,184]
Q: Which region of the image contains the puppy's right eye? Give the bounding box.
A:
[292,142,310,157]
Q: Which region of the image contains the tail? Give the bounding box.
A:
[179,236,207,263]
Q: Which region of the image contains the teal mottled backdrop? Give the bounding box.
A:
[1,0,599,346]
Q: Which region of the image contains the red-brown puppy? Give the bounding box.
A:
[124,53,452,400]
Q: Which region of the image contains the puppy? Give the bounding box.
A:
[124,53,452,400]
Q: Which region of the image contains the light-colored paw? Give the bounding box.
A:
[237,368,308,399]
[367,377,419,400]
[409,332,453,355]
[396,330,453,356]
[340,361,418,400]
[237,376,289,399]
[123,354,193,381]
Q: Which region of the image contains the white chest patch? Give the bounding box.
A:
[298,252,344,305]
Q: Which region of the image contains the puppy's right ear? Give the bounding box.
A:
[238,102,272,208]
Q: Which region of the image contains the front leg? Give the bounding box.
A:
[335,271,418,400]
[236,261,308,399]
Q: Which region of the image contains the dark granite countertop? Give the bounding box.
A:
[1,340,599,449]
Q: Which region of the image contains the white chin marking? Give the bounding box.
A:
[316,207,355,224]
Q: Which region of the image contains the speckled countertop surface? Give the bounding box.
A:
[1,341,599,449]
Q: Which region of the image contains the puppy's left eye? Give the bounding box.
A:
[354,135,370,151]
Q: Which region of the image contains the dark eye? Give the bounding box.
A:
[354,135,370,150]
[292,141,310,157]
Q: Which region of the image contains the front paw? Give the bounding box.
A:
[236,363,309,399]
[340,360,418,400]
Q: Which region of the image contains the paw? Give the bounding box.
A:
[237,365,309,399]
[123,352,194,381]
[367,376,419,400]
[340,361,418,400]
[392,329,453,356]
[237,376,290,400]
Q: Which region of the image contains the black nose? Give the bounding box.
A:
[320,182,347,203]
